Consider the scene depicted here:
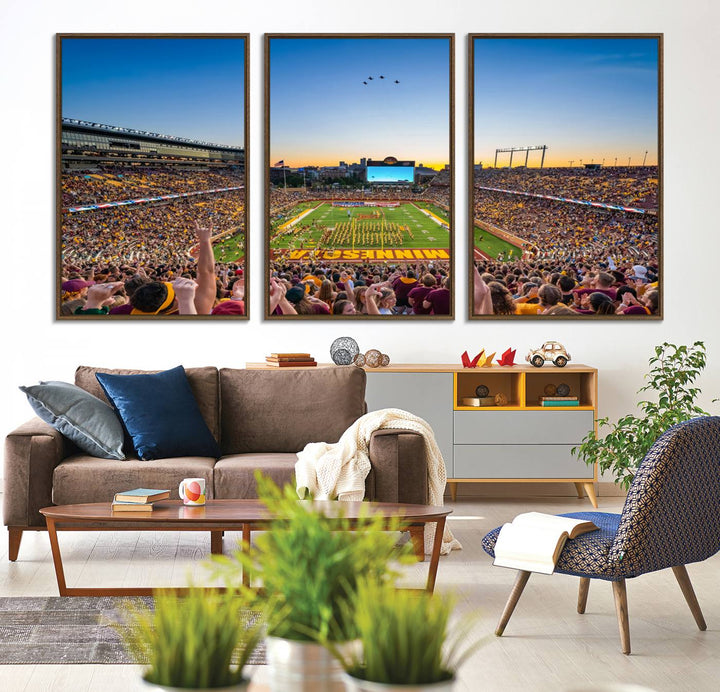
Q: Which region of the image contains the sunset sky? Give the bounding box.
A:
[269,37,451,169]
[473,37,659,168]
[62,37,245,147]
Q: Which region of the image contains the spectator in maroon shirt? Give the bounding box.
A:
[392,270,419,312]
[408,274,437,315]
[423,277,451,315]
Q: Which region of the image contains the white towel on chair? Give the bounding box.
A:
[295,408,461,556]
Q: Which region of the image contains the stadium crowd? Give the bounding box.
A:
[472,258,659,317]
[268,260,452,316]
[62,167,244,207]
[471,166,659,318]
[474,190,657,266]
[61,166,246,317]
[474,166,658,210]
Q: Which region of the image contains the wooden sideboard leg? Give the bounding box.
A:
[8,528,23,562]
[210,531,223,555]
[408,526,425,562]
[573,483,585,499]
[448,482,458,502]
[577,577,590,614]
[583,482,598,508]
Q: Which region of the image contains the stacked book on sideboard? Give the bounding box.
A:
[265,353,317,368]
[538,396,580,407]
[111,488,170,512]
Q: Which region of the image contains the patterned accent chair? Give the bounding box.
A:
[481,416,720,654]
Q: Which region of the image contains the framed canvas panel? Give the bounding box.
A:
[265,34,454,319]
[469,34,662,319]
[57,34,249,319]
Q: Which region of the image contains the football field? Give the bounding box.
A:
[270,202,450,251]
[473,226,523,261]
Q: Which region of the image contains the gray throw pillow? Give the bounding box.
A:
[20,381,125,460]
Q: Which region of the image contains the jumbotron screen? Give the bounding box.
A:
[366,157,415,184]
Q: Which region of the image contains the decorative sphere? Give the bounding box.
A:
[494,392,508,406]
[544,384,557,396]
[475,385,490,398]
[332,349,353,366]
[330,337,359,365]
[380,353,390,367]
[365,349,382,368]
[557,383,571,396]
[353,353,366,367]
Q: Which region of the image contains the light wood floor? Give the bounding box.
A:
[1,494,718,692]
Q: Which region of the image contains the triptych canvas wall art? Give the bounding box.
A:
[55,33,661,320]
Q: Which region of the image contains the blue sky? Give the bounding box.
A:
[473,37,659,167]
[270,37,451,168]
[62,37,245,147]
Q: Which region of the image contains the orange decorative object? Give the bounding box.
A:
[481,352,496,367]
[497,348,517,366]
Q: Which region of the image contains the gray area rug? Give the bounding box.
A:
[0,597,266,665]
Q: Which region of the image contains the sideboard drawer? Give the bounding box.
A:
[453,410,594,445]
[453,444,594,479]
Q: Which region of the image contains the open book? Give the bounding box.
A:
[493,512,599,574]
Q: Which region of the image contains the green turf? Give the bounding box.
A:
[473,226,522,260]
[213,234,245,262]
[270,202,450,250]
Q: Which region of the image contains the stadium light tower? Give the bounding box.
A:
[494,145,547,168]
[643,150,648,166]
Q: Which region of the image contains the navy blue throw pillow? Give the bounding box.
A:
[95,366,221,460]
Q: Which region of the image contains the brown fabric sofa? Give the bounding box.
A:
[4,365,427,560]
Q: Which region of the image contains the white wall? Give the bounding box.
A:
[2,0,720,439]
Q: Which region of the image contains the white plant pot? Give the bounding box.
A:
[141,677,249,691]
[265,636,346,692]
[341,672,456,692]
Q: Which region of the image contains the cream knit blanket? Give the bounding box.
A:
[295,408,461,556]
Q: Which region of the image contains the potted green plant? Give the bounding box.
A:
[573,342,715,489]
[119,587,262,691]
[209,474,412,692]
[331,579,483,691]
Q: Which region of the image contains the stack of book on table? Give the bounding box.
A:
[265,353,317,367]
[538,396,579,407]
[111,488,170,512]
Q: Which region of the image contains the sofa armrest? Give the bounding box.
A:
[367,429,427,505]
[4,418,67,527]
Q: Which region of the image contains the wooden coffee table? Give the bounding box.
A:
[40,499,451,597]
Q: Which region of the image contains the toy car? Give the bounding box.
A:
[526,341,571,368]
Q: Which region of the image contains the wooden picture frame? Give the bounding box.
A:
[468,34,663,320]
[265,33,455,319]
[57,34,249,319]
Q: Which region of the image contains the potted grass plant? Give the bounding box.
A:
[331,579,483,691]
[209,473,412,692]
[119,587,262,691]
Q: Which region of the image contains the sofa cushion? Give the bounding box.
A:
[219,367,367,454]
[95,366,221,461]
[53,454,216,505]
[75,366,220,441]
[19,381,125,460]
[213,453,299,499]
